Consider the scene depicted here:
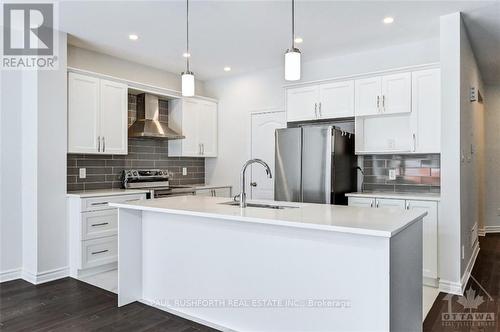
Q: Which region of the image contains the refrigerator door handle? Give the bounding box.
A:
[324,127,333,204]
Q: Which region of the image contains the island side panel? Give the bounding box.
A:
[390,218,423,332]
[118,208,143,307]
[140,211,392,332]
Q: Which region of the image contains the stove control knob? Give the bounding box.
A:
[133,171,138,176]
[158,171,163,175]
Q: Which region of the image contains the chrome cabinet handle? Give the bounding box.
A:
[412,133,417,152]
[97,136,101,152]
[103,137,105,152]
[376,201,379,208]
[319,102,322,117]
[382,95,386,111]
[250,182,257,187]
[314,103,318,118]
[405,202,410,210]
[199,144,201,155]
[202,143,204,155]
[91,222,109,227]
[376,96,380,111]
[370,200,374,208]
[91,202,108,206]
[91,249,109,255]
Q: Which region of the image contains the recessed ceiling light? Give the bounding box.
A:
[183,52,191,58]
[128,34,139,40]
[294,37,303,44]
[383,17,394,24]
[223,66,231,72]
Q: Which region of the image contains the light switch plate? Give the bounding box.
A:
[388,169,396,180]
[79,168,86,179]
[182,167,187,176]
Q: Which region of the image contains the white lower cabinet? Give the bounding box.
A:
[68,193,146,277]
[348,196,439,285]
[195,186,232,198]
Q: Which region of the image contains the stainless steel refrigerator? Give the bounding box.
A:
[274,125,357,205]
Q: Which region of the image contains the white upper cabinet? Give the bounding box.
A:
[355,73,411,116]
[355,77,382,116]
[410,69,441,153]
[381,73,412,115]
[68,72,128,155]
[286,81,354,122]
[68,73,100,154]
[319,81,355,119]
[197,100,218,157]
[168,98,218,157]
[286,86,319,122]
[99,79,128,154]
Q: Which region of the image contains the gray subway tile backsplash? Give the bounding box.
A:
[361,154,440,193]
[67,94,205,192]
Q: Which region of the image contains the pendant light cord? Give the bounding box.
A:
[291,0,295,49]
[186,0,190,72]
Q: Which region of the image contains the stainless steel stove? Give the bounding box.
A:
[122,169,195,198]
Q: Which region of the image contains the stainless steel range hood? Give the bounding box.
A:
[128,93,185,139]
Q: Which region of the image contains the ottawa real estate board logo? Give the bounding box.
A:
[2,2,58,69]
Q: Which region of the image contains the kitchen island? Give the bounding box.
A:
[111,196,427,332]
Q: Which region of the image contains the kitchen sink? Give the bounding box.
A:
[219,201,299,209]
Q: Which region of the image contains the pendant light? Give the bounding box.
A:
[285,0,301,81]
[181,0,195,96]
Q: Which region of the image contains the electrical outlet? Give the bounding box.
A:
[182,167,187,176]
[79,168,86,179]
[388,169,397,180]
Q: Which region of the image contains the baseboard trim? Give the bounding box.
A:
[439,279,463,295]
[22,266,69,285]
[479,226,500,236]
[0,268,22,282]
[460,241,480,294]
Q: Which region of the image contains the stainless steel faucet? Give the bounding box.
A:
[239,159,272,208]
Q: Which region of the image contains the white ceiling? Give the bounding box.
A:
[60,1,499,82]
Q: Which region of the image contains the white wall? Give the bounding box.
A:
[68,45,206,95]
[459,18,485,276]
[0,70,23,279]
[204,38,439,192]
[439,13,486,292]
[484,85,500,231]
[1,32,69,282]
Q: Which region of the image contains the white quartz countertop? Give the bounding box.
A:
[346,192,440,201]
[67,188,150,198]
[110,196,427,238]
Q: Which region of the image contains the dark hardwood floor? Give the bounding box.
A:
[424,234,500,331]
[2,235,499,331]
[0,277,218,332]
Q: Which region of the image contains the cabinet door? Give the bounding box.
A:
[407,200,438,280]
[319,80,355,119]
[214,187,231,198]
[381,73,411,115]
[348,197,375,208]
[99,79,128,154]
[68,73,100,154]
[198,100,218,157]
[181,99,202,156]
[355,77,381,116]
[411,69,441,153]
[286,85,319,122]
[195,189,212,197]
[376,198,405,209]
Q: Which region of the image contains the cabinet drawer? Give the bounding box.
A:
[81,236,117,269]
[82,210,117,240]
[82,194,145,211]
